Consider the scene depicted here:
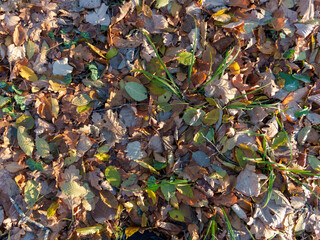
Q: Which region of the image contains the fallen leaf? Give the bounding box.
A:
[19,65,38,82]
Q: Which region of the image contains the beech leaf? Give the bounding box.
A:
[125,82,148,102]
[17,126,34,157]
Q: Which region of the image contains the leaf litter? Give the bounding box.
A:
[0,0,320,239]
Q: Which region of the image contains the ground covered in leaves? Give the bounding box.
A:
[1,0,320,239]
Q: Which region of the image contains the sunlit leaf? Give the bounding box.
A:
[106,48,118,59]
[271,131,288,149]
[125,82,148,102]
[36,137,50,157]
[47,200,59,217]
[17,126,34,157]
[177,52,194,66]
[19,65,38,82]
[76,225,103,235]
[155,0,169,8]
[24,180,39,207]
[169,209,185,222]
[308,155,320,171]
[27,40,35,59]
[125,227,140,238]
[135,160,160,174]
[100,190,118,209]
[16,114,34,130]
[105,166,121,188]
[203,109,220,126]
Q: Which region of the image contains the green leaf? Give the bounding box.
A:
[76,225,103,235]
[161,182,176,201]
[125,82,148,102]
[193,128,208,145]
[80,31,90,39]
[177,52,194,66]
[24,180,39,207]
[87,63,99,80]
[203,109,220,125]
[72,94,92,107]
[14,95,25,105]
[26,158,43,171]
[155,0,169,8]
[147,176,159,192]
[106,48,118,59]
[295,107,309,118]
[105,166,121,188]
[271,131,288,149]
[17,126,34,157]
[63,73,72,84]
[176,184,194,198]
[308,155,320,171]
[16,114,35,130]
[47,200,59,217]
[235,148,247,168]
[0,96,11,108]
[283,49,295,59]
[279,72,299,92]
[169,209,185,222]
[153,160,167,170]
[95,153,110,161]
[183,108,205,126]
[36,137,50,157]
[292,74,310,83]
[0,82,6,88]
[76,102,92,113]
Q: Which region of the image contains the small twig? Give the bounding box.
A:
[9,196,51,240]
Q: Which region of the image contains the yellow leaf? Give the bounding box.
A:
[229,62,240,75]
[146,189,157,204]
[19,65,38,82]
[169,209,185,222]
[87,42,107,59]
[213,9,228,16]
[203,109,220,126]
[49,97,59,118]
[135,160,160,174]
[125,227,140,238]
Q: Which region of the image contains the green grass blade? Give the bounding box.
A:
[203,217,215,240]
[262,170,275,208]
[187,14,197,90]
[198,39,241,92]
[132,69,183,99]
[141,30,178,87]
[244,224,256,240]
[222,208,236,240]
[229,83,272,102]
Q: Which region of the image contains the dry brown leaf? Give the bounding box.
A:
[13,24,26,46]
